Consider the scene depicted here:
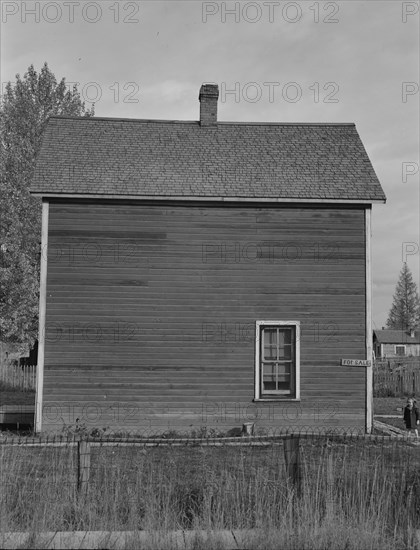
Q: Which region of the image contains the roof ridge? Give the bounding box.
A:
[48,115,356,127]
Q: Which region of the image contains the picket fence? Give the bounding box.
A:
[0,364,36,391]
[374,367,420,397]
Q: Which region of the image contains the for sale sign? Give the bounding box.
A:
[341,359,371,367]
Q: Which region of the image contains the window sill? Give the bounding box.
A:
[253,398,301,403]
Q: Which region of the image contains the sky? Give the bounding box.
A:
[0,0,419,329]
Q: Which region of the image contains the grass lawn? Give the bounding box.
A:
[380,417,407,431]
[373,397,406,416]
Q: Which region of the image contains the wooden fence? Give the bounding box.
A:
[374,368,420,397]
[375,358,420,370]
[2,431,412,498]
[41,435,308,497]
[0,364,36,391]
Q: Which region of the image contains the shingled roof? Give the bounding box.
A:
[374,330,420,344]
[31,86,386,202]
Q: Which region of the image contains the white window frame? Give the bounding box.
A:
[395,345,406,356]
[254,320,300,401]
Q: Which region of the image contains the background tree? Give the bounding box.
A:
[0,63,94,347]
[386,263,420,330]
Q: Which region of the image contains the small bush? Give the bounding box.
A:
[61,419,108,438]
[374,386,397,398]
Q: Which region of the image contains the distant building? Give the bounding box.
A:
[373,329,420,358]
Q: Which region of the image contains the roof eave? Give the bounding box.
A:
[30,192,386,204]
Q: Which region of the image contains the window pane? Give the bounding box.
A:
[262,363,276,391]
[277,362,291,386]
[278,329,292,347]
[263,328,278,360]
[278,345,292,360]
[264,346,277,360]
[263,381,277,391]
[277,362,291,375]
[263,329,277,346]
[262,362,291,392]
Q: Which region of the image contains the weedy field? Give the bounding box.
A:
[1,433,420,550]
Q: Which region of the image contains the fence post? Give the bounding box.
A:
[77,440,91,495]
[326,452,334,517]
[284,434,301,496]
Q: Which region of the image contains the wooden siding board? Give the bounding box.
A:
[42,202,367,432]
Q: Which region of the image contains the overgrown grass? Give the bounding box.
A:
[1,437,420,549]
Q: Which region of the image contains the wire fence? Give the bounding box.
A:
[1,428,420,539]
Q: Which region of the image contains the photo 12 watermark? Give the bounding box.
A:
[201,322,254,344]
[401,82,419,103]
[201,320,340,345]
[44,241,143,266]
[42,320,141,344]
[201,400,340,423]
[0,234,144,268]
[1,80,140,104]
[42,401,148,426]
[402,242,419,263]
[401,162,419,183]
[201,1,340,24]
[65,81,140,104]
[219,81,340,104]
[401,1,419,23]
[201,241,341,264]
[1,1,141,24]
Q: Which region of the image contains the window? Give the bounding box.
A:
[395,345,406,356]
[255,321,300,400]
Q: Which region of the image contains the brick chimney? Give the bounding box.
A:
[199,84,219,126]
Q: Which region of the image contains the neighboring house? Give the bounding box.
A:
[373,329,420,359]
[30,84,386,434]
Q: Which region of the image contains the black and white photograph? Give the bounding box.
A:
[0,1,419,548]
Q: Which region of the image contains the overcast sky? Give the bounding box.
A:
[1,0,419,329]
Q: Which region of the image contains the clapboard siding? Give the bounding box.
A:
[41,201,367,432]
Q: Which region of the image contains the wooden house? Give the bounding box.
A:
[374,329,420,359]
[31,84,386,434]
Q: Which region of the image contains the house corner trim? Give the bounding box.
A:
[365,207,373,433]
[35,201,49,433]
